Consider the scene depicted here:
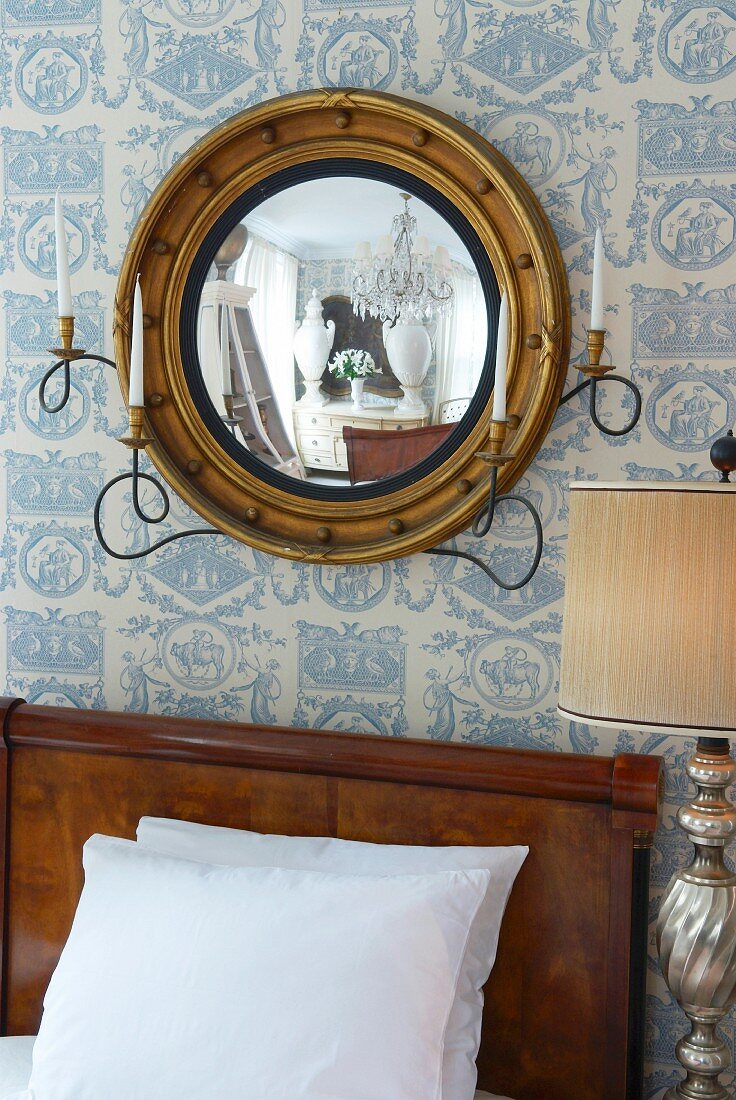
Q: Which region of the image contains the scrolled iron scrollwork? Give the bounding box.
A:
[424,463,543,592]
[39,353,117,414]
[93,449,217,562]
[559,372,642,437]
[41,322,217,561]
[424,329,642,590]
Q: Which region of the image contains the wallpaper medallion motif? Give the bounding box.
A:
[658,1,736,84]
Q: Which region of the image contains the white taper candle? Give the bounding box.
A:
[54,191,73,318]
[492,290,508,422]
[129,275,144,407]
[220,304,232,396]
[590,227,605,331]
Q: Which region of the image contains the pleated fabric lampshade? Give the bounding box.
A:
[558,481,736,736]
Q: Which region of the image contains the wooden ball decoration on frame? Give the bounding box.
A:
[114,89,570,564]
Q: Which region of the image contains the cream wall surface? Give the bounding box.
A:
[1,1,734,1094]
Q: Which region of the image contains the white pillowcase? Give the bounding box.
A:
[137,817,528,1100]
[0,1040,512,1100]
[28,834,491,1100]
[0,1037,34,1097]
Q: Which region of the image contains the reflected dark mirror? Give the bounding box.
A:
[187,164,497,495]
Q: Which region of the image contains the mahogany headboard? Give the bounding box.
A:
[0,699,661,1100]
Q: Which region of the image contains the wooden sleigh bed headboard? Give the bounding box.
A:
[0,699,662,1100]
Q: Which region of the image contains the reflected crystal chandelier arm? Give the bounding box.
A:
[351,193,455,324]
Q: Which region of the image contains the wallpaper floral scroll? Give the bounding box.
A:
[1,1,735,1093]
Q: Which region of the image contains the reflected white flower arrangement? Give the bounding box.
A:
[327,348,377,380]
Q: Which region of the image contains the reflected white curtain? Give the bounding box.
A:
[235,235,299,448]
[433,264,487,422]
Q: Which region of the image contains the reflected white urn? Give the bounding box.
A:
[382,319,435,416]
[293,288,335,406]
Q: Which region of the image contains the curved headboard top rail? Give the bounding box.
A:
[0,699,661,818]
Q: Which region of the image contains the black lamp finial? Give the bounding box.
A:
[710,429,736,483]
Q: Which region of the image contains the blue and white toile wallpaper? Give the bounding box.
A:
[1,0,736,1092]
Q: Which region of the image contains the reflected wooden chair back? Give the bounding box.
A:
[343,422,455,485]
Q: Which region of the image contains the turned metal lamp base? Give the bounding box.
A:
[657,737,736,1100]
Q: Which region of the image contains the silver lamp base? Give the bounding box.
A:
[657,737,736,1099]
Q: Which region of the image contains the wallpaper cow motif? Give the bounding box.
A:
[0,2,734,1093]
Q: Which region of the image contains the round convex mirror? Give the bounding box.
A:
[184,163,497,499]
[115,89,570,562]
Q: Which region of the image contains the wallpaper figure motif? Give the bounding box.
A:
[237,657,282,725]
[651,178,736,269]
[5,607,103,676]
[120,649,166,712]
[5,450,103,516]
[148,45,261,109]
[8,675,104,709]
[162,0,237,29]
[470,635,554,713]
[148,543,257,606]
[17,520,91,598]
[4,290,103,356]
[2,123,103,195]
[15,33,88,113]
[489,110,564,185]
[658,1,736,84]
[423,666,472,741]
[630,281,736,360]
[644,363,736,450]
[1,1,100,27]
[318,17,397,89]
[314,563,391,612]
[637,96,736,178]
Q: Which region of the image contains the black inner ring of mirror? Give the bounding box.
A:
[181,158,500,501]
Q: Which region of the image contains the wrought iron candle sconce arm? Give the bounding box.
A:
[39,322,641,582]
[40,354,118,414]
[558,328,642,437]
[93,405,218,561]
[45,319,218,561]
[423,416,543,592]
[424,479,545,594]
[42,316,117,413]
[426,329,642,589]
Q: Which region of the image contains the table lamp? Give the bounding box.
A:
[558,474,736,1100]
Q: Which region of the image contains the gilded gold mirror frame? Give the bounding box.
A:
[114,88,570,564]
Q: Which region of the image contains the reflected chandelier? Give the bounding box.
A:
[351,193,455,324]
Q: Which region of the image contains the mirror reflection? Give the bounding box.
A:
[196,175,490,486]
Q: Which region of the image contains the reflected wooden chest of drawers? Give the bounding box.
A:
[293,401,429,472]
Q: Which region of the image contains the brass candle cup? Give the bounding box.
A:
[118,405,155,449]
[48,316,85,361]
[221,393,244,429]
[476,417,515,468]
[583,328,613,379]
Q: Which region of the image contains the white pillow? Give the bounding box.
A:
[137,817,528,1100]
[0,1037,34,1095]
[28,834,491,1100]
